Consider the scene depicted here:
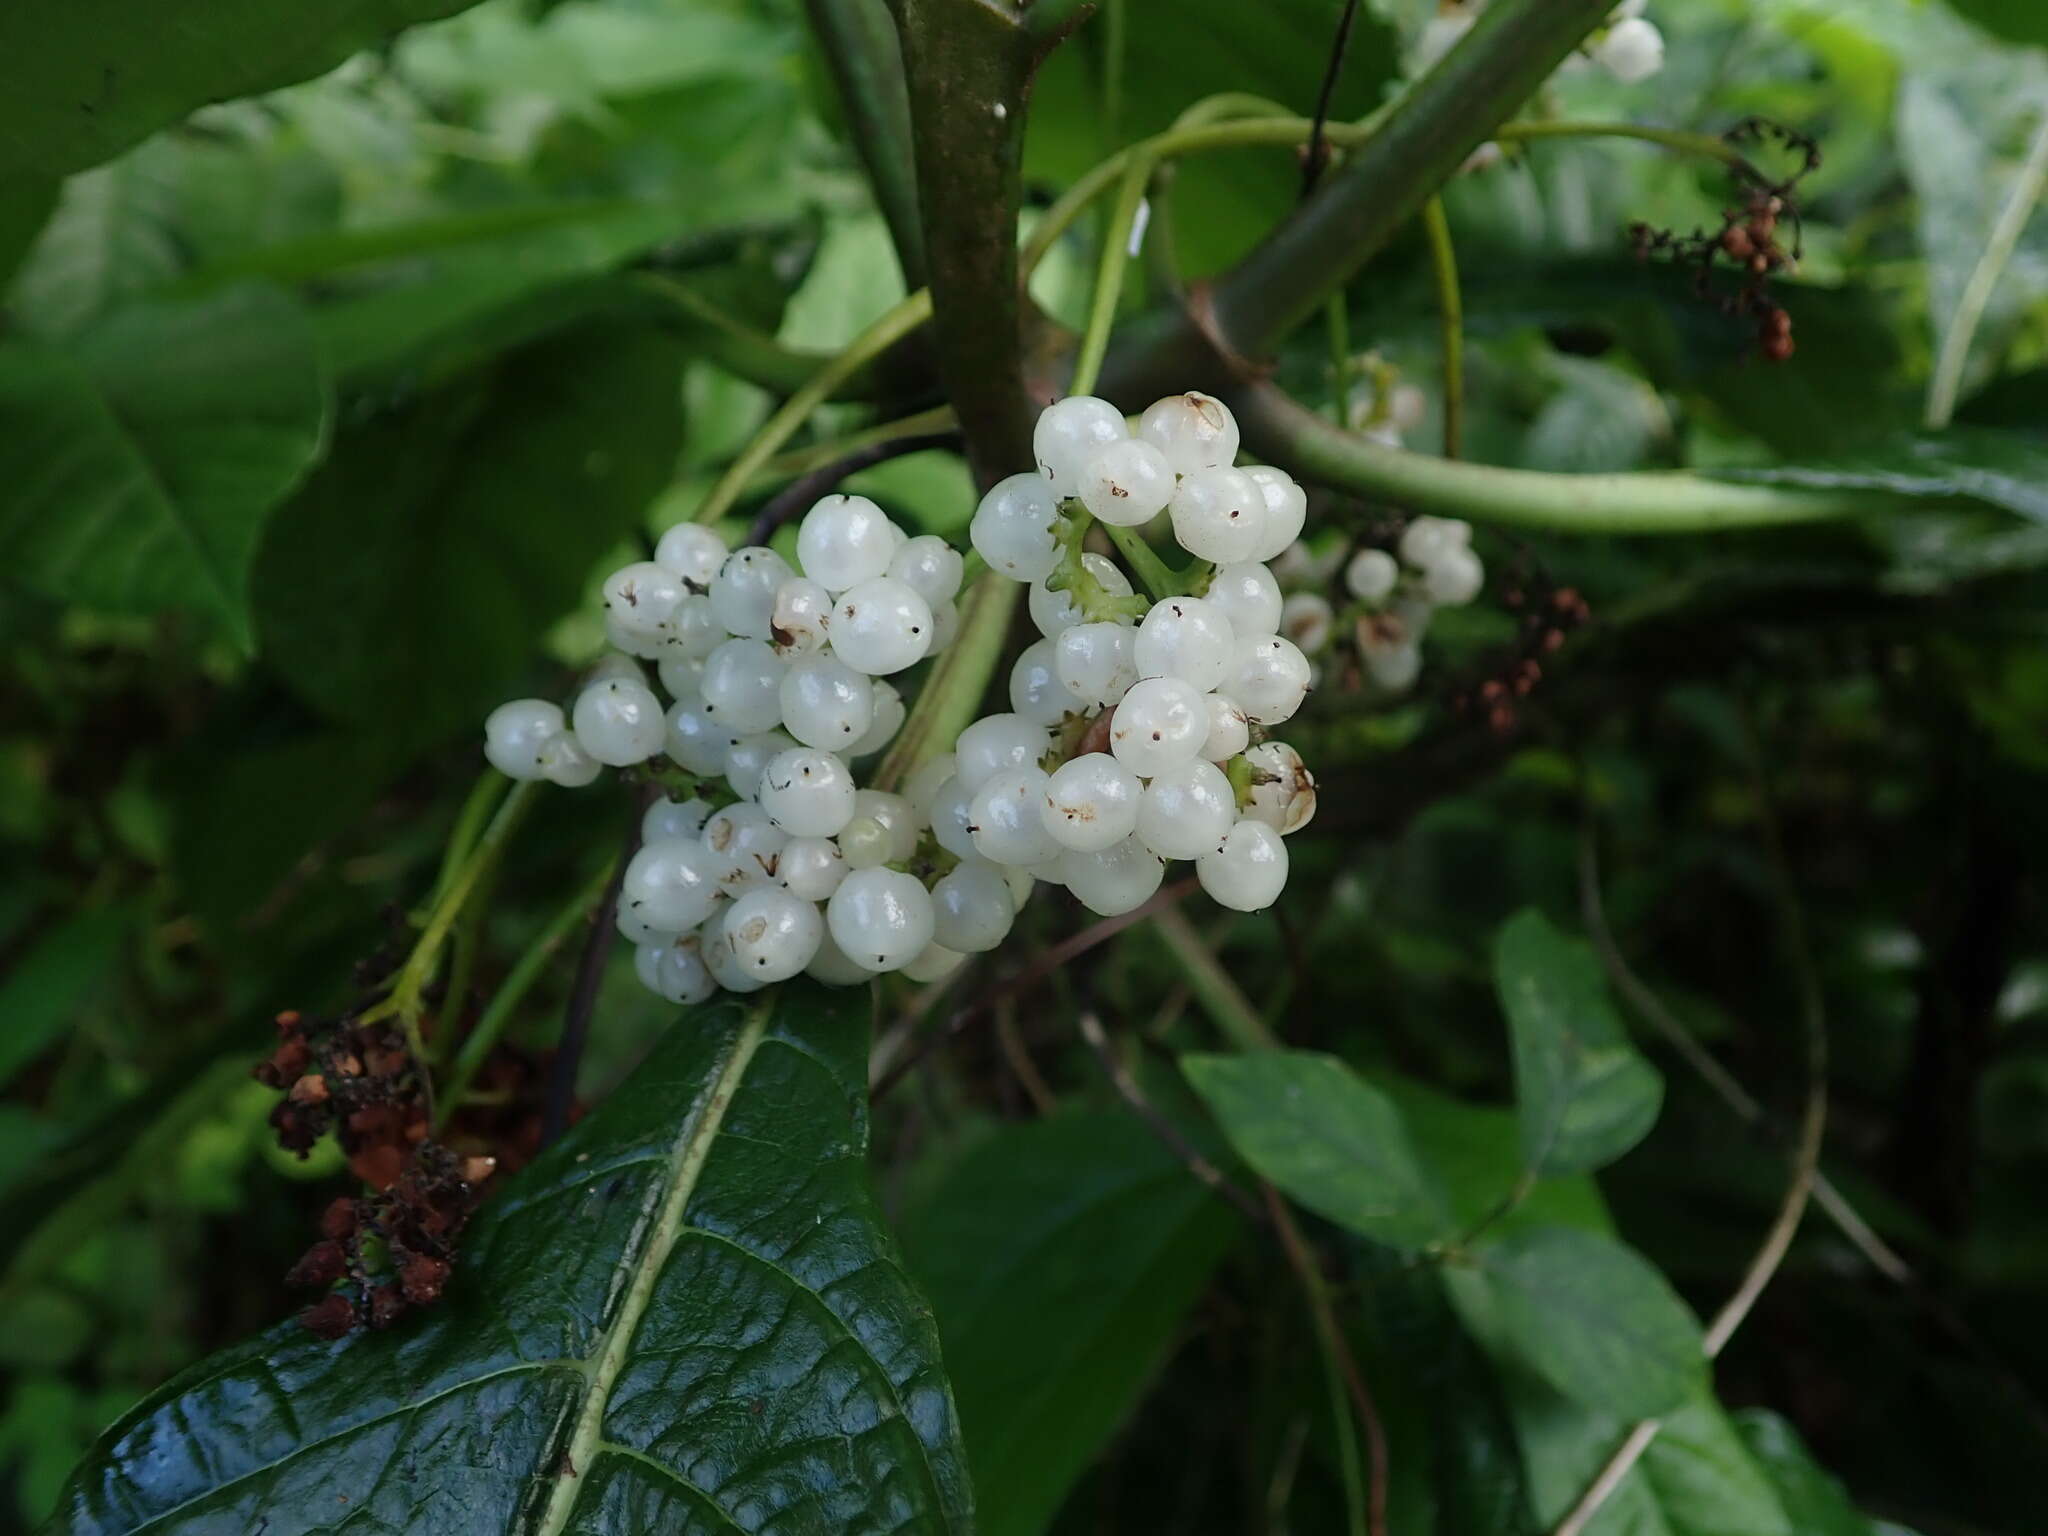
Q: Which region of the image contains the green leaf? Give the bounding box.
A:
[1468,1225,1705,1421]
[1496,909,1663,1176]
[254,319,684,741]
[49,985,974,1534]
[0,908,132,1092]
[1715,427,2048,524]
[1735,1410,1899,1536]
[900,1110,1239,1536]
[0,0,488,182]
[1940,0,2048,45]
[1182,1050,1451,1250]
[0,284,329,647]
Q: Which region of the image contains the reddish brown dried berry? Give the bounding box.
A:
[399,1255,452,1306]
[301,1294,357,1340]
[287,1240,349,1290]
[350,1143,405,1192]
[288,1073,330,1106]
[319,1197,359,1241]
[367,1283,407,1330]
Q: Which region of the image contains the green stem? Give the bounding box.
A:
[752,405,957,487]
[1925,104,2048,429]
[802,0,926,288]
[873,571,1019,793]
[437,858,618,1131]
[1070,155,1152,396]
[428,772,509,914]
[1154,905,1279,1050]
[1099,521,1184,601]
[1421,195,1463,459]
[1496,118,1763,179]
[1237,382,1890,534]
[692,290,934,527]
[1326,291,1352,426]
[634,274,881,400]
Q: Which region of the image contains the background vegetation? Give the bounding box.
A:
[2,0,2047,1531]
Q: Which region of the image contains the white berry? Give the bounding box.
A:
[702,801,789,893]
[637,935,715,1006]
[1138,392,1240,476]
[970,767,1064,866]
[622,838,723,932]
[1034,395,1129,496]
[1227,634,1312,724]
[709,546,794,640]
[778,836,848,901]
[572,677,666,766]
[955,712,1051,794]
[798,494,899,592]
[1201,693,1252,760]
[1398,516,1470,570]
[602,561,687,649]
[1242,741,1317,835]
[1055,621,1138,707]
[1136,759,1237,860]
[537,733,602,788]
[831,577,933,675]
[849,679,906,757]
[889,535,965,605]
[484,699,563,781]
[722,887,824,982]
[928,774,979,861]
[723,729,794,801]
[1110,675,1209,777]
[1009,638,1070,726]
[757,747,857,837]
[1169,466,1267,563]
[1078,438,1175,527]
[1242,466,1308,562]
[665,698,740,777]
[1134,596,1237,691]
[972,473,1063,582]
[1597,16,1664,82]
[827,868,935,972]
[1060,834,1165,917]
[930,860,1017,953]
[770,577,833,657]
[642,796,712,845]
[1281,592,1335,655]
[779,655,875,749]
[699,638,787,734]
[1041,752,1141,852]
[1423,546,1484,606]
[1197,820,1289,912]
[1345,548,1400,603]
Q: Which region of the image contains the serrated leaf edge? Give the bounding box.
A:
[532,995,772,1534]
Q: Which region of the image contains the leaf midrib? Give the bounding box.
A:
[532,995,774,1536]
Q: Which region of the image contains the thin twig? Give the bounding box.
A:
[1152,904,1279,1051]
[1078,1010,1265,1225]
[540,794,644,1144]
[744,429,958,548]
[1265,1185,1388,1536]
[1300,0,1363,197]
[868,878,1197,1098]
[1421,196,1464,459]
[1555,749,1828,1536]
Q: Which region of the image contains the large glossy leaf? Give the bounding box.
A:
[1466,1225,1705,1422]
[1495,909,1663,1176]
[0,284,329,648]
[1182,1050,1452,1250]
[900,1110,1239,1536]
[0,0,487,181]
[49,984,974,1534]
[1714,428,2048,524]
[254,319,685,743]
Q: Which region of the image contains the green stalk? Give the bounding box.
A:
[437,858,618,1131]
[1421,195,1464,459]
[1070,155,1152,397]
[692,289,934,527]
[1099,522,1185,601]
[1326,291,1353,426]
[427,772,509,914]
[751,405,957,487]
[634,274,878,399]
[1237,382,1888,534]
[1154,905,1279,1051]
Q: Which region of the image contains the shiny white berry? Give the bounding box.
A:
[709,546,794,640]
[699,638,787,734]
[656,654,704,701]
[1423,546,1484,606]
[930,860,1016,953]
[1136,759,1237,860]
[1398,516,1470,570]
[1345,548,1400,603]
[637,934,715,1006]
[654,522,726,588]
[955,712,1051,794]
[1596,16,1664,82]
[902,941,967,983]
[1281,593,1335,655]
[928,774,979,861]
[642,796,712,845]
[797,494,899,592]
[1202,694,1251,760]
[617,899,677,947]
[661,594,723,661]
[1138,392,1240,476]
[889,535,965,606]
[923,598,960,658]
[1202,563,1283,640]
[1170,466,1267,563]
[1363,634,1422,691]
[701,908,766,994]
[1110,676,1209,777]
[770,577,833,657]
[572,677,666,766]
[972,473,1063,582]
[1197,820,1289,912]
[778,836,847,900]
[806,928,877,986]
[1078,438,1175,527]
[904,753,959,821]
[827,868,935,972]
[484,699,563,781]
[1009,638,1070,726]
[722,887,824,982]
[842,789,919,869]
[970,767,1064,866]
[1055,621,1138,707]
[1134,596,1236,691]
[665,698,739,777]
[849,678,905,757]
[1034,395,1129,496]
[1242,741,1317,835]
[722,729,793,802]
[1243,466,1308,562]
[1029,553,1132,637]
[779,655,874,749]
[602,561,687,649]
[623,838,723,932]
[702,801,788,893]
[757,748,857,837]
[1060,834,1166,917]
[1041,752,1140,852]
[537,733,602,788]
[831,577,933,675]
[1227,634,1312,724]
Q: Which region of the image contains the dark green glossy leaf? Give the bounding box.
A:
[0,0,486,181]
[1182,1050,1451,1250]
[49,984,974,1534]
[1469,1225,1705,1421]
[1714,427,2048,524]
[900,1110,1239,1536]
[254,319,684,743]
[0,284,328,648]
[1496,909,1663,1176]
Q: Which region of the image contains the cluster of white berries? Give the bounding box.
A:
[964,391,1318,921]
[1266,515,1483,695]
[1417,1,1664,86]
[484,496,976,1003]
[479,390,1327,1008]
